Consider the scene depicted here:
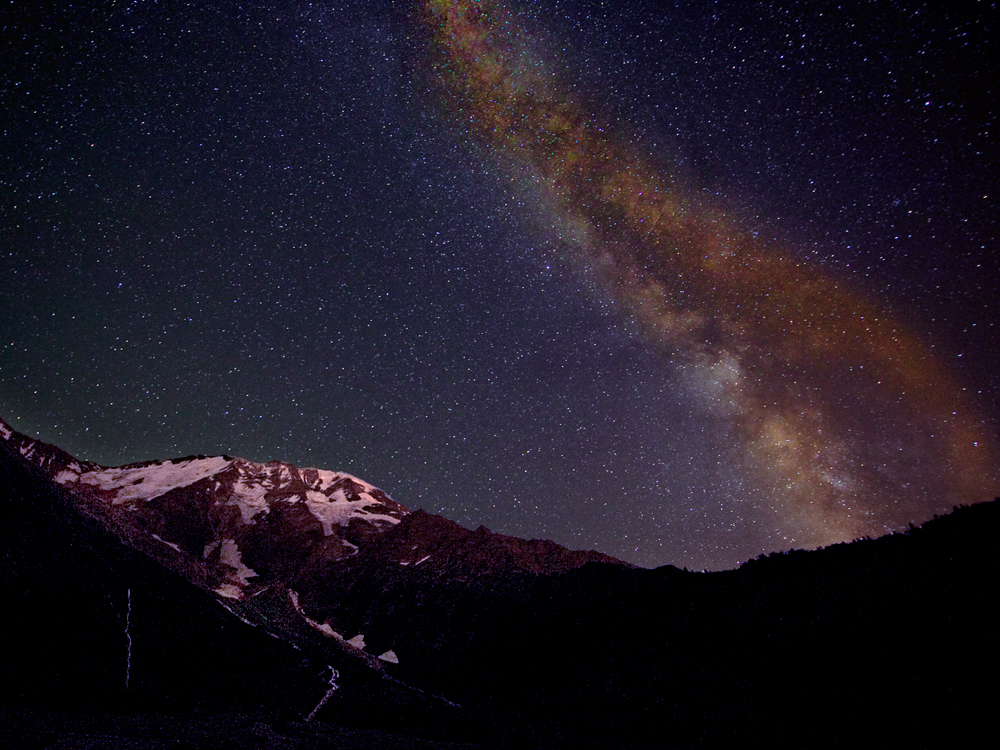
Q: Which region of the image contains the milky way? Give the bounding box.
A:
[421,0,999,548]
[2,1,996,570]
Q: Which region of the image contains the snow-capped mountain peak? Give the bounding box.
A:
[55,453,407,531]
[1,414,627,672]
[0,417,407,601]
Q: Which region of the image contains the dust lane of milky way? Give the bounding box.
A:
[420,0,999,548]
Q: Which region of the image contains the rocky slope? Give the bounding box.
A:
[0,415,625,675]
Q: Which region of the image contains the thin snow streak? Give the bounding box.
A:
[125,588,132,691]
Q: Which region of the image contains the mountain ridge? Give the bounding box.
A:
[2,413,997,747]
[0,414,630,676]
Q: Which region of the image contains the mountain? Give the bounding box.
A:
[2,415,998,747]
[0,416,622,670]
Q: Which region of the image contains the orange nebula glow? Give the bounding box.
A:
[421,0,998,548]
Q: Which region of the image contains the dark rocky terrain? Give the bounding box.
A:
[2,416,997,747]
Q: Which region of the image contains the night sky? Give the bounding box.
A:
[3,0,997,570]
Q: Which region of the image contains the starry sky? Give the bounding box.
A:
[2,0,997,570]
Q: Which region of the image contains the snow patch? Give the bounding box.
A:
[215,583,243,599]
[310,621,342,639]
[312,469,379,495]
[219,538,257,590]
[228,478,271,523]
[73,456,234,504]
[151,533,182,552]
[0,421,12,439]
[304,618,345,640]
[53,468,81,483]
[303,489,400,536]
[290,590,346,640]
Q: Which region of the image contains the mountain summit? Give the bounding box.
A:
[0,415,623,672]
